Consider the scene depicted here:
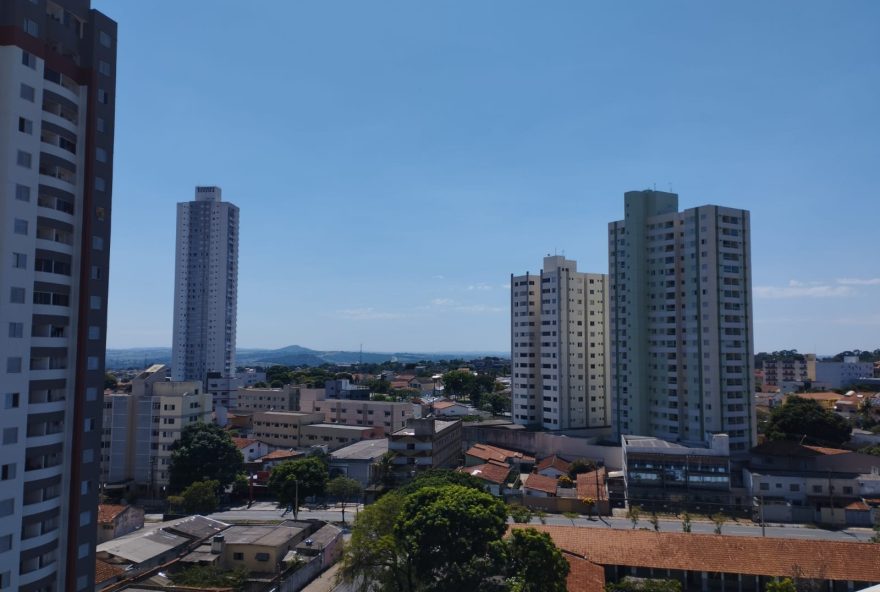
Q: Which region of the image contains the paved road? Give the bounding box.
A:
[209,502,874,543]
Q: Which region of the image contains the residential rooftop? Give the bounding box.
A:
[223,523,305,547]
[331,438,389,460]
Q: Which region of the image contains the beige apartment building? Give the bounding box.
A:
[300,424,383,451]
[101,365,212,490]
[250,411,323,448]
[511,255,609,430]
[390,418,462,473]
[235,385,312,412]
[301,399,414,432]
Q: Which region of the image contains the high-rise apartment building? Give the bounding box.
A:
[100,365,211,494]
[511,256,608,430]
[171,186,239,384]
[0,1,116,590]
[609,190,756,452]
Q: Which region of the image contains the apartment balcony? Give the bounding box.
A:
[18,562,58,588]
[37,192,75,220]
[21,497,61,518]
[20,529,61,553]
[39,163,76,187]
[26,432,65,449]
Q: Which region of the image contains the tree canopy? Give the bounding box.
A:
[267,457,328,513]
[181,480,220,515]
[765,396,851,446]
[168,423,244,493]
[327,475,362,523]
[341,484,568,592]
[607,578,682,592]
[398,468,486,495]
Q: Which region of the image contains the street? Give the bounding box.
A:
[207,501,875,542]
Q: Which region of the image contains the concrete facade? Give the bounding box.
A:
[609,190,756,452]
[511,255,608,430]
[815,357,875,389]
[171,186,239,385]
[389,418,462,473]
[0,1,118,588]
[250,411,324,449]
[100,365,212,490]
[302,398,414,432]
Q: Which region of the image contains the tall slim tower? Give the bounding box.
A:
[171,186,239,384]
[0,1,117,590]
[608,190,756,452]
[511,256,609,430]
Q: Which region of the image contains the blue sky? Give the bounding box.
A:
[96,0,880,354]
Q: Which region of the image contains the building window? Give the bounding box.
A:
[17,150,32,168]
[1,428,17,445]
[233,552,243,561]
[13,219,28,235]
[13,253,27,269]
[20,83,35,102]
[18,117,33,134]
[87,357,99,370]
[91,266,102,280]
[23,18,39,36]
[0,464,15,480]
[8,323,23,339]
[15,184,30,202]
[10,288,25,304]
[90,296,101,310]
[86,387,97,401]
[99,31,112,48]
[3,393,20,409]
[96,147,107,162]
[0,499,13,518]
[96,117,105,133]
[6,358,22,374]
[92,236,104,250]
[255,552,270,562]
[79,511,91,526]
[95,177,106,192]
[98,89,109,104]
[21,50,36,69]
[98,60,112,76]
[88,326,100,340]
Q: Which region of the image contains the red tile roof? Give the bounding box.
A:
[510,525,880,582]
[231,437,257,449]
[536,454,572,474]
[523,473,558,496]
[751,441,849,458]
[565,552,606,592]
[259,449,302,462]
[466,443,534,464]
[575,468,608,501]
[97,504,129,524]
[433,401,462,410]
[459,461,512,485]
[95,559,125,584]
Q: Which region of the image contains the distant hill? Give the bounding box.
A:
[105,345,509,370]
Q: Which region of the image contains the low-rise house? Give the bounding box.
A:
[465,443,535,471]
[460,460,515,496]
[97,504,145,543]
[255,449,303,471]
[535,454,572,478]
[522,473,559,498]
[576,467,610,515]
[409,377,437,394]
[432,400,472,417]
[513,525,880,592]
[219,522,308,574]
[295,523,344,568]
[232,437,271,462]
[95,559,125,590]
[301,423,383,451]
[745,441,880,526]
[330,439,390,486]
[389,418,462,475]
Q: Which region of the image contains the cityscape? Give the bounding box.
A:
[1,2,879,592]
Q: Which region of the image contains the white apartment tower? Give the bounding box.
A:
[511,256,609,430]
[0,1,117,590]
[609,190,756,452]
[171,186,239,384]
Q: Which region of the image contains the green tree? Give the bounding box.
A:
[171,565,249,590]
[508,504,533,524]
[568,458,597,479]
[681,511,692,533]
[372,451,397,488]
[231,473,249,500]
[180,480,219,515]
[393,485,508,591]
[765,578,797,592]
[481,391,510,415]
[268,457,328,518]
[649,512,660,532]
[441,370,476,400]
[339,491,407,592]
[712,512,727,535]
[862,445,880,457]
[327,475,362,524]
[168,423,244,493]
[506,528,569,592]
[398,468,485,495]
[104,372,118,390]
[557,475,574,489]
[627,504,641,529]
[765,396,852,446]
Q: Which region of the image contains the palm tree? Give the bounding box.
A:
[371,452,396,488]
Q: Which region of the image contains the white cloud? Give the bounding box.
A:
[836,278,880,286]
[500,283,511,290]
[754,280,854,299]
[467,283,492,291]
[430,298,456,306]
[335,308,408,320]
[454,304,505,314]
